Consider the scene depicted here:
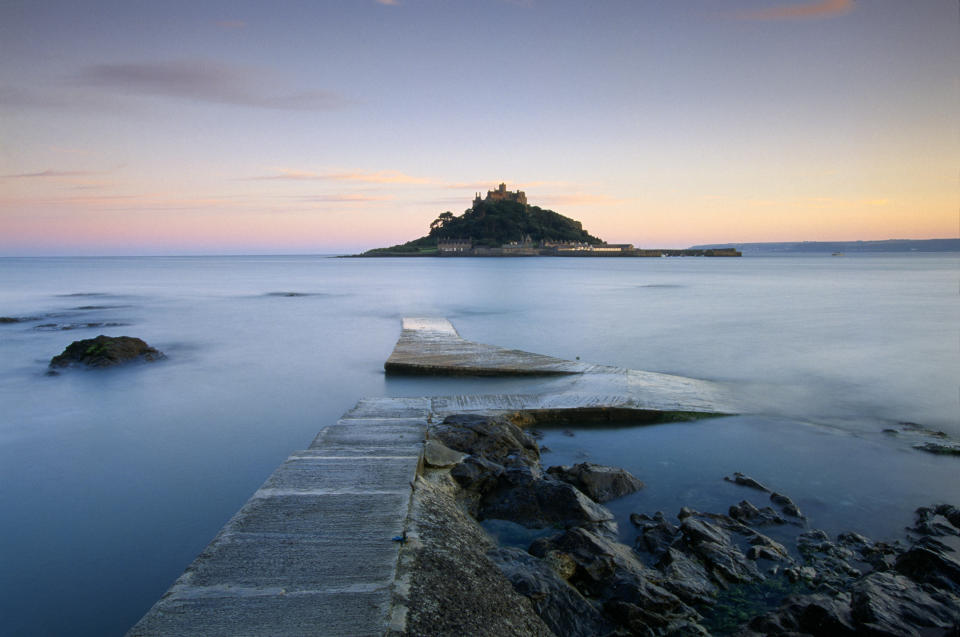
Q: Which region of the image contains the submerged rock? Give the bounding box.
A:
[49,335,164,368]
[546,462,644,503]
[724,472,771,492]
[1,316,40,323]
[914,441,960,456]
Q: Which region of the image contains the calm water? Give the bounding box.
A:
[0,254,957,636]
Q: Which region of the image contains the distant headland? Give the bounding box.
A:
[352,184,740,257]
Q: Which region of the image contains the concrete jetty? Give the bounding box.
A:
[386,318,736,414]
[130,318,735,635]
[385,317,585,376]
[127,397,430,636]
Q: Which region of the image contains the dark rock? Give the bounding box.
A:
[912,506,960,538]
[488,547,614,637]
[914,442,960,456]
[449,455,503,493]
[547,462,644,503]
[771,492,804,518]
[657,547,719,605]
[936,504,960,530]
[49,335,164,368]
[724,472,771,492]
[561,429,575,437]
[480,477,614,529]
[35,322,128,331]
[528,526,703,634]
[730,500,787,526]
[851,571,960,636]
[749,593,859,636]
[894,539,960,593]
[678,515,763,586]
[1,316,39,323]
[432,414,540,467]
[636,515,680,558]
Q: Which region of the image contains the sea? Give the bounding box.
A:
[0,253,957,636]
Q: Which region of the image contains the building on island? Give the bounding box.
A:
[473,183,527,208]
[437,239,472,254]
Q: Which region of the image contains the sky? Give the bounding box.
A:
[0,0,956,255]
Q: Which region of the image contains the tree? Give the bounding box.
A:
[429,211,455,233]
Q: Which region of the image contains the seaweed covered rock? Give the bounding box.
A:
[49,335,164,369]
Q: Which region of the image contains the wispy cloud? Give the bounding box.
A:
[73,60,347,111]
[375,0,400,5]
[736,0,854,21]
[1,169,100,179]
[248,169,431,184]
[299,194,394,203]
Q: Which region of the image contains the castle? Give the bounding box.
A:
[473,183,527,208]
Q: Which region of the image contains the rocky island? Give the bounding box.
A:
[355,184,741,258]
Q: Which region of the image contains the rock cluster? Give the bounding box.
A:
[415,416,960,636]
[49,335,164,369]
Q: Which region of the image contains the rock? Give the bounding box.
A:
[850,571,960,636]
[1,316,39,323]
[530,526,702,634]
[770,492,804,518]
[431,414,540,466]
[748,593,859,636]
[49,335,164,368]
[657,547,719,605]
[488,547,614,637]
[423,439,465,468]
[894,538,960,593]
[403,474,554,637]
[913,442,960,456]
[635,514,680,558]
[936,503,960,530]
[724,472,771,492]
[449,455,503,493]
[729,500,787,526]
[912,506,960,537]
[546,462,644,503]
[480,477,615,530]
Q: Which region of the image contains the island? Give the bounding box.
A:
[353,184,741,257]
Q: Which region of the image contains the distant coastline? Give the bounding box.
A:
[690,238,960,254]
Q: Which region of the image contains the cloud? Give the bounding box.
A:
[299,194,395,203]
[375,0,400,5]
[736,0,854,21]
[1,169,100,179]
[249,169,431,184]
[73,60,347,111]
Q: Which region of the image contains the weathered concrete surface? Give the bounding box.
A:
[385,318,585,376]
[387,318,736,414]
[128,397,428,637]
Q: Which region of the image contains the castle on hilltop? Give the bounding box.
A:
[473,183,527,208]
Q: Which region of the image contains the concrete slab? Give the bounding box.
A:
[128,590,391,637]
[388,318,737,414]
[385,317,585,376]
[128,398,425,637]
